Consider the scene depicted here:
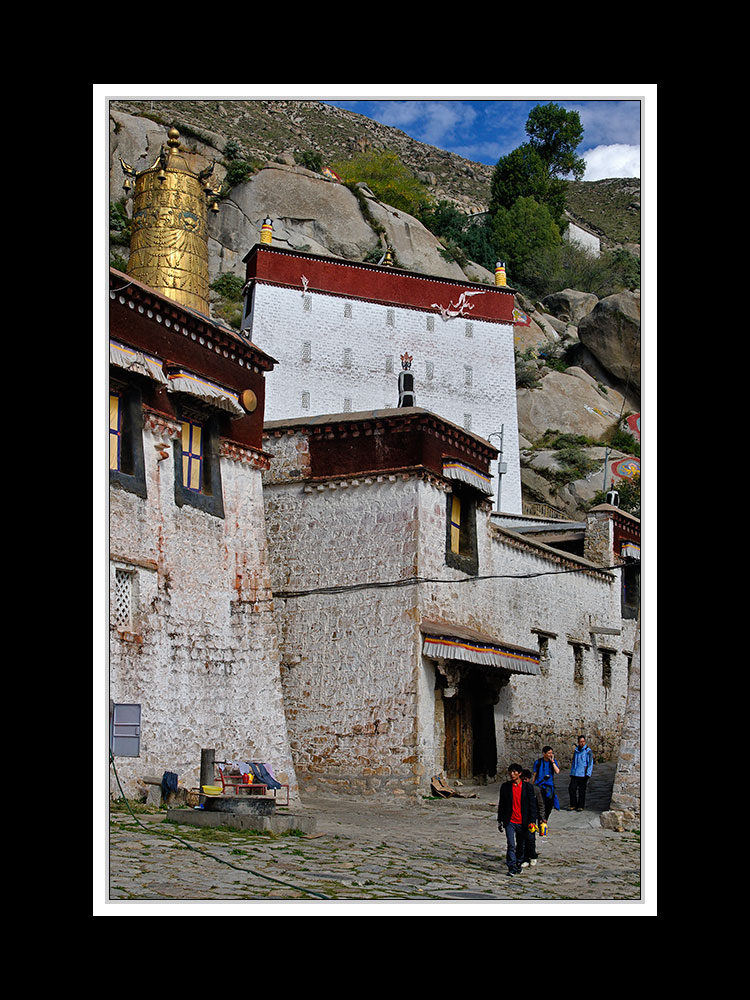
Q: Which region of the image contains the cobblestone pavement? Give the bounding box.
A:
[103,763,646,913]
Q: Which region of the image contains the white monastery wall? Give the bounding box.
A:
[109,413,298,801]
[564,222,601,257]
[248,283,522,513]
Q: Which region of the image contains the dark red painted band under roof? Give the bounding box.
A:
[243,244,515,323]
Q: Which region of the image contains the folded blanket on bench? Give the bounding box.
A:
[248,762,281,790]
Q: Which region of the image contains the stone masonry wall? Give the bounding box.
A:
[109,411,298,801]
[422,499,633,771]
[262,462,635,797]
[249,282,522,513]
[264,474,423,796]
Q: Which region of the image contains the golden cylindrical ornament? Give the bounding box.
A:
[495,261,507,287]
[126,130,211,314]
[260,218,273,245]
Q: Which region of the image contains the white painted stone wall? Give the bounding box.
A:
[247,283,522,513]
[564,222,601,257]
[109,412,298,802]
[262,456,635,796]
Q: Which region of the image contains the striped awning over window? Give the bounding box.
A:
[166,369,245,417]
[621,542,640,560]
[110,340,168,384]
[421,621,540,675]
[442,459,493,495]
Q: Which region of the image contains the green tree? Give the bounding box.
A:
[489,104,586,231]
[492,196,561,282]
[525,102,586,181]
[489,144,550,214]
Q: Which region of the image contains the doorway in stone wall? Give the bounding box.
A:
[443,668,498,780]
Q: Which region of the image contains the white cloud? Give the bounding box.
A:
[371,100,477,148]
[583,144,640,181]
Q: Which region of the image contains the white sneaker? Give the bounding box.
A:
[530,859,538,866]
[520,861,529,868]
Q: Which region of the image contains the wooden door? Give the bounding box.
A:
[444,693,473,778]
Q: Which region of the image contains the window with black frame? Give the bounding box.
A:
[174,402,225,518]
[109,377,147,498]
[445,485,479,576]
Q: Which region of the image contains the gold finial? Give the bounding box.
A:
[260,217,273,245]
[167,126,181,147]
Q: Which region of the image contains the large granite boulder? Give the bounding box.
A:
[577,290,641,394]
[541,288,599,325]
[517,367,626,443]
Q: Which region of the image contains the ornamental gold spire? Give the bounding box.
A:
[121,126,219,315]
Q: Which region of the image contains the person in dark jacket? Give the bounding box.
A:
[521,769,546,866]
[497,764,538,876]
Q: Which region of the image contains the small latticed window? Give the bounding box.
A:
[302,391,310,410]
[114,568,133,630]
[465,321,474,338]
[426,315,434,332]
[303,295,312,312]
[302,341,312,362]
[426,361,434,380]
[387,308,395,326]
[344,301,352,318]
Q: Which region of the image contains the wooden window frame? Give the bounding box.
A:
[445,486,479,576]
[174,405,225,519]
[109,377,146,499]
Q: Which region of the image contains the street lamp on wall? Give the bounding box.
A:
[487,427,507,513]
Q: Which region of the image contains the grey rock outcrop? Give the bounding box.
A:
[577,290,641,395]
[541,288,599,326]
[517,368,627,443]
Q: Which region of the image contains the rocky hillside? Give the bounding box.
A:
[110,98,640,247]
[108,101,641,521]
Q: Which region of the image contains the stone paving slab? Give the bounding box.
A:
[104,762,647,911]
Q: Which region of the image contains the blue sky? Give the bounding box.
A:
[322,96,642,180]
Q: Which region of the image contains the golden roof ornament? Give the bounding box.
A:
[120,126,218,315]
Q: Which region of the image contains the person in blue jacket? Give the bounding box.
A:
[568,735,594,811]
[531,746,561,821]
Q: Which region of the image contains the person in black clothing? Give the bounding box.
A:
[497,763,538,876]
[521,769,546,867]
